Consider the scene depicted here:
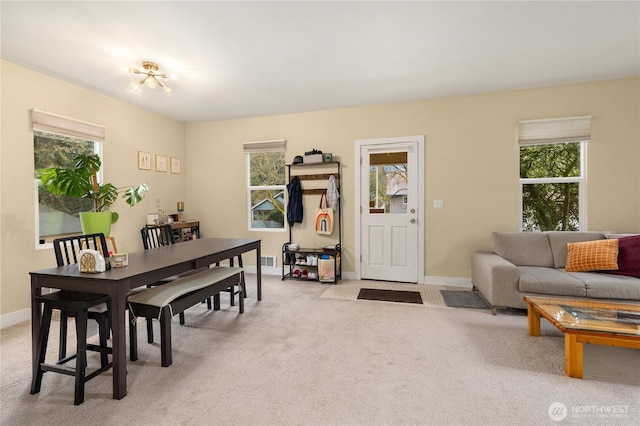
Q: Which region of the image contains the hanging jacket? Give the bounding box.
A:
[326,175,340,211]
[286,176,303,226]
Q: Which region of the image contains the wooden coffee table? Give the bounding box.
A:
[524,296,640,379]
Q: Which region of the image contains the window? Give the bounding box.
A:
[369,151,408,214]
[244,140,286,230]
[32,110,105,245]
[518,116,590,232]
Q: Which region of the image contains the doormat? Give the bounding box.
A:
[321,282,449,309]
[439,290,489,309]
[357,288,423,304]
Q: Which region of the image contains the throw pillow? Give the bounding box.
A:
[605,234,640,277]
[565,239,619,272]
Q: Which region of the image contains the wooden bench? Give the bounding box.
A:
[127,266,244,367]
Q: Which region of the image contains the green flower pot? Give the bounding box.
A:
[79,211,119,236]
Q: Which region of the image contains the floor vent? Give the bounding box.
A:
[261,255,277,268]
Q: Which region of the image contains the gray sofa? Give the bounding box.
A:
[471,231,640,313]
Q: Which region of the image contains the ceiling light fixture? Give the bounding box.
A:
[128,61,173,95]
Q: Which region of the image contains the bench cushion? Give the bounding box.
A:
[128,266,243,308]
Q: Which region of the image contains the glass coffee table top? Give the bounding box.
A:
[524,296,640,337]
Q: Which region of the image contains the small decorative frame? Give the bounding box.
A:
[155,155,167,172]
[138,151,151,170]
[170,157,181,174]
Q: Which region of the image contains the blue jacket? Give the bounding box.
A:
[286,176,303,226]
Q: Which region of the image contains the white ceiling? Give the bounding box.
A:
[2,1,639,123]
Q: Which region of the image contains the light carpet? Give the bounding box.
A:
[2,275,639,425]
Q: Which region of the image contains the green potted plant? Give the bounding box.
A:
[39,153,148,236]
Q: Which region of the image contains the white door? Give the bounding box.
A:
[359,139,422,283]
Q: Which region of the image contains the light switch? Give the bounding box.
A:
[433,199,444,208]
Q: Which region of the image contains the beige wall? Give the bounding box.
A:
[185,77,639,281]
[1,59,638,322]
[0,60,186,321]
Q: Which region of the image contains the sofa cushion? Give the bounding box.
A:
[565,239,619,272]
[518,266,586,297]
[546,231,606,268]
[567,271,640,300]
[492,232,553,267]
[604,235,640,278]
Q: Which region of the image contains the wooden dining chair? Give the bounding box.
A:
[141,224,175,249]
[54,233,112,364]
[31,233,113,405]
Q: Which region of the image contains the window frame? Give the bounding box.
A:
[518,140,586,231]
[245,151,286,232]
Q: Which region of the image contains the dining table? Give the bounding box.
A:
[30,237,261,400]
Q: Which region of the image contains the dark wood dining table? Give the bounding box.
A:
[30,237,261,400]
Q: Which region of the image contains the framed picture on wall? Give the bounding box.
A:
[156,155,167,172]
[138,151,151,170]
[170,157,181,174]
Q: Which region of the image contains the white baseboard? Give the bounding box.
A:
[423,276,473,289]
[0,308,30,329]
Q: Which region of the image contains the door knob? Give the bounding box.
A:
[410,218,416,224]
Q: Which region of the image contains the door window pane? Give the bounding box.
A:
[369,152,408,214]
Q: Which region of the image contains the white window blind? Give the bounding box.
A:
[31,109,105,142]
[518,116,591,145]
[242,139,286,153]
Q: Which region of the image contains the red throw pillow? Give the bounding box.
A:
[606,235,640,277]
